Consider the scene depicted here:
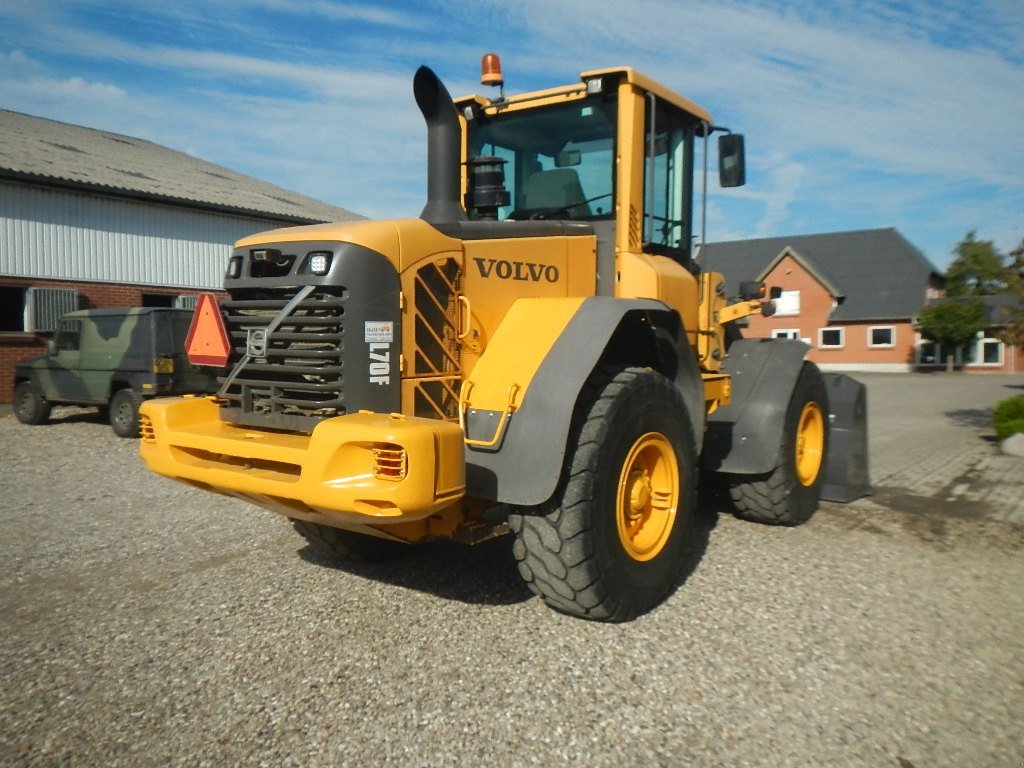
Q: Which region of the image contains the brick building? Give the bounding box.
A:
[699,228,980,373]
[1,109,361,401]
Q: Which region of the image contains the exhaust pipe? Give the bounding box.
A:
[414,66,467,223]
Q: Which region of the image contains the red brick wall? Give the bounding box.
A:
[1,278,226,403]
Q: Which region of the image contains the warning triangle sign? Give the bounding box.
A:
[185,293,231,367]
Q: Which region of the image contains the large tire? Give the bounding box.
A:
[508,366,697,622]
[109,388,143,438]
[728,362,828,526]
[291,519,412,563]
[13,381,51,425]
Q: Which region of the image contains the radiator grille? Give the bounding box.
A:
[218,286,345,430]
[412,259,461,420]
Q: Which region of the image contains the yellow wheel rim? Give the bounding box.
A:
[616,433,679,562]
[794,401,825,486]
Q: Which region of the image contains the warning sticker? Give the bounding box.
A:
[364,321,394,343]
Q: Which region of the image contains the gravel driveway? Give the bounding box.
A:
[1,373,1022,767]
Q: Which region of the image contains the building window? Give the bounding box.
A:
[27,287,79,333]
[772,329,801,340]
[774,290,801,317]
[819,327,844,348]
[0,286,27,332]
[868,326,895,348]
[978,335,1003,366]
[142,293,176,308]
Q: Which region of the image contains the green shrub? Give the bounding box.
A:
[992,395,1024,440]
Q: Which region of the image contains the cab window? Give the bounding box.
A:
[54,319,81,352]
[469,98,616,221]
[643,98,696,260]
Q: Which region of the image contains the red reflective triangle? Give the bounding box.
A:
[185,293,231,367]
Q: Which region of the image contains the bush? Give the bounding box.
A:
[992,395,1024,440]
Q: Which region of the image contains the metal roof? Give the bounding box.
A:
[698,228,942,322]
[0,109,362,225]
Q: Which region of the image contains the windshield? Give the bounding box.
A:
[468,98,616,221]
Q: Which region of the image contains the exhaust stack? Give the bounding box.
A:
[413,66,466,223]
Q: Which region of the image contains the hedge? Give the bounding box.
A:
[992,395,1024,440]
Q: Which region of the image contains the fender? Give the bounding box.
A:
[700,338,812,474]
[464,296,703,506]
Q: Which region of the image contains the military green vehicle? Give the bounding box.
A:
[13,307,218,437]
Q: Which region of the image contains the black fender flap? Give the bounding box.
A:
[701,338,811,475]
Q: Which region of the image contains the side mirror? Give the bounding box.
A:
[718,134,746,188]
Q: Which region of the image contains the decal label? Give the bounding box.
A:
[364,321,394,343]
[368,342,390,386]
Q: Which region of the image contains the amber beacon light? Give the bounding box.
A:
[481,52,503,87]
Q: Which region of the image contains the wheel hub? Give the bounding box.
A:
[627,470,652,514]
[795,401,825,487]
[616,433,679,562]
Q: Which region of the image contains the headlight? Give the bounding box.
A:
[308,251,332,276]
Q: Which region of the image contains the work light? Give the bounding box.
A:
[308,252,332,275]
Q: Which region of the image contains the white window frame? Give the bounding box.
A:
[868,325,895,348]
[978,336,1003,366]
[772,328,801,340]
[818,327,844,349]
[773,290,801,317]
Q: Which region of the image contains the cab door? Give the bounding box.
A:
[42,318,90,402]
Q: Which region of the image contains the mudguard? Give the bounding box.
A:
[700,338,812,475]
[464,296,703,506]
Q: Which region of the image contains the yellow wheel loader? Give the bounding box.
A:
[140,56,868,622]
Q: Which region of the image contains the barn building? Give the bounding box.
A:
[0,109,361,401]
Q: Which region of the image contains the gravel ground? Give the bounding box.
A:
[1,374,1022,767]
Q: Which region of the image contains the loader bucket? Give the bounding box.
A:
[820,373,871,502]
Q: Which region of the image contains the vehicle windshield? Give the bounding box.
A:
[468,98,616,221]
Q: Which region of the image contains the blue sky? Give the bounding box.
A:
[2,0,1022,270]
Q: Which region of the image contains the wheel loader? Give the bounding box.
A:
[139,55,867,622]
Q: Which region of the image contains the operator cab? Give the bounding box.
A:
[457,55,745,266]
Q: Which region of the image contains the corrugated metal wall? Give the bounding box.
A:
[0,181,286,289]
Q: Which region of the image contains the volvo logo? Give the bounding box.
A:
[246,328,267,359]
[473,257,559,283]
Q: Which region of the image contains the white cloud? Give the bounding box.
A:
[1,0,1020,267]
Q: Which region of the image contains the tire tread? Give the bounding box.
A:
[508,366,694,622]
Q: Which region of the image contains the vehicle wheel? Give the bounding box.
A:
[13,381,51,425]
[508,366,697,622]
[291,519,412,563]
[109,388,143,438]
[728,363,828,525]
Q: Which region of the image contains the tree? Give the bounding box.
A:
[945,231,1010,297]
[999,239,1024,351]
[918,299,988,370]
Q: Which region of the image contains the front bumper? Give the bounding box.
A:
[139,396,466,524]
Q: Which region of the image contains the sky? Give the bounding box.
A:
[1,0,1022,271]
